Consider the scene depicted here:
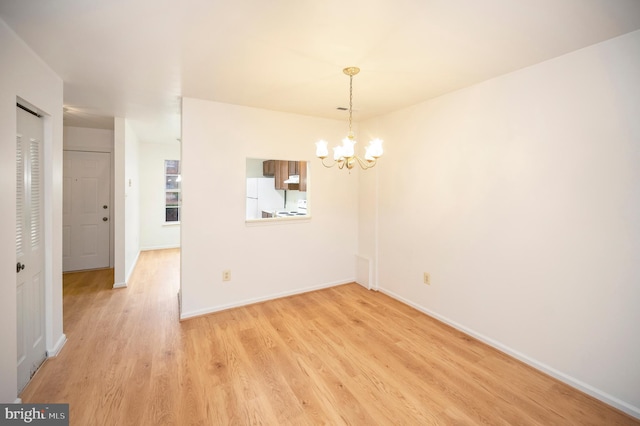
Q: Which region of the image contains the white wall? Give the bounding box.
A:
[63,126,113,152]
[124,121,141,282]
[114,119,126,286]
[63,126,115,267]
[113,118,141,287]
[357,164,378,289]
[180,99,359,318]
[139,142,181,250]
[361,30,640,417]
[0,19,64,402]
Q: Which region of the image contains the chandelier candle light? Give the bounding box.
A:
[315,67,383,170]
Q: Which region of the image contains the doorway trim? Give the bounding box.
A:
[22,98,67,359]
[62,149,113,273]
[63,131,116,269]
[13,98,66,401]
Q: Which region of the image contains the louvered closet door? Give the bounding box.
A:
[16,106,47,393]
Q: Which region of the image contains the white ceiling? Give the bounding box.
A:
[2,0,640,144]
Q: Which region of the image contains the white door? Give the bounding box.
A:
[63,151,111,272]
[16,106,47,393]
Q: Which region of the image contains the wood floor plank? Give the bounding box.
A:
[20,249,639,425]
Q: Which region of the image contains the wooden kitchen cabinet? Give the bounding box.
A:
[288,161,299,176]
[274,160,290,190]
[263,160,275,177]
[263,159,306,191]
[299,161,307,192]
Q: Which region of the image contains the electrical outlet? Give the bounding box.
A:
[222,270,231,281]
[423,272,431,285]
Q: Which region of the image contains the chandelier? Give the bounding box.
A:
[315,67,383,170]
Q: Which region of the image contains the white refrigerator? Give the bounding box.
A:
[246,177,284,219]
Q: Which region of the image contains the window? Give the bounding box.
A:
[245,158,309,222]
[165,160,181,222]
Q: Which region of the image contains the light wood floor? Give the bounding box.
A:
[22,248,638,425]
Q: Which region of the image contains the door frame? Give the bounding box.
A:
[63,149,113,271]
[13,98,66,400]
[62,143,115,269]
[16,104,47,393]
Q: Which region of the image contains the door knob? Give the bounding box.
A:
[103,217,108,222]
[103,205,108,209]
[16,262,25,273]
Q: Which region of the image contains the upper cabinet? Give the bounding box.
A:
[263,159,275,177]
[298,161,307,192]
[263,160,307,192]
[274,160,290,190]
[289,161,299,176]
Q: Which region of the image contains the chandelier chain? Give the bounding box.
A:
[349,74,353,136]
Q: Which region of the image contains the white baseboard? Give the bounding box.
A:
[113,250,142,288]
[125,250,140,284]
[46,333,67,357]
[14,398,22,404]
[180,279,353,320]
[378,287,640,420]
[140,244,180,251]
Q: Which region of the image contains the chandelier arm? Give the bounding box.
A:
[320,157,337,168]
[365,157,377,169]
[354,155,376,170]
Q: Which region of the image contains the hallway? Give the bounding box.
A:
[22,249,181,424]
